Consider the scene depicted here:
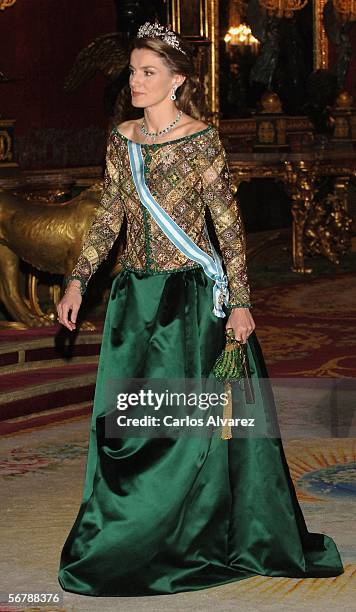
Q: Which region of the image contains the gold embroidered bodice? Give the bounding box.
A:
[65,124,251,308]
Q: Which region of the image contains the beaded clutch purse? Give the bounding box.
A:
[212,328,255,439]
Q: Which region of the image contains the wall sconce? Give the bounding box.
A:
[224,24,260,56]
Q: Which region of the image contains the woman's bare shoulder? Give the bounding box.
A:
[116,118,142,139]
[180,117,211,136]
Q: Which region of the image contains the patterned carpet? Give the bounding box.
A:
[0,419,354,612]
[252,272,356,378]
[0,270,355,611]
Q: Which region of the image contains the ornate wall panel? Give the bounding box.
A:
[166,0,220,121]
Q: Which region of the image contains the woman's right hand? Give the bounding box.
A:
[57,281,82,331]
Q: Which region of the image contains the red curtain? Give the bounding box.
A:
[0,0,116,135]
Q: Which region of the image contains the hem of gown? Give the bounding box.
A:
[58,564,344,598]
[57,572,261,598]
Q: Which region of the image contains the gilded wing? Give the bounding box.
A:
[63,33,129,92]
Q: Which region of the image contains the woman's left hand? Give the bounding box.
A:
[226,307,255,343]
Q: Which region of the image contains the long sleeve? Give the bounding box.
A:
[64,131,125,295]
[201,129,251,309]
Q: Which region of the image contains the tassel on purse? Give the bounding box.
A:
[212,328,255,439]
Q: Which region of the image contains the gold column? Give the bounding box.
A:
[207,0,219,123]
[313,0,329,69]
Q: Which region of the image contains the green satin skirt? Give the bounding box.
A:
[58,267,344,597]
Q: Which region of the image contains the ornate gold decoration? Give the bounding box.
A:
[259,0,308,18]
[260,91,283,113]
[332,0,356,19]
[304,180,353,263]
[0,0,16,10]
[0,130,12,161]
[0,119,18,173]
[332,92,355,142]
[284,160,317,273]
[258,120,275,143]
[284,160,353,270]
[314,0,329,69]
[225,144,355,274]
[10,189,69,204]
[254,93,289,150]
[167,0,219,122]
[0,184,104,327]
[335,90,353,108]
[209,0,219,122]
[169,0,209,37]
[333,114,351,139]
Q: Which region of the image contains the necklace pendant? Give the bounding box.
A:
[141,109,183,144]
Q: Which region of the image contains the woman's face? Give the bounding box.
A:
[129,47,184,108]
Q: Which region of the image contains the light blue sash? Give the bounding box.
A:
[127,140,229,318]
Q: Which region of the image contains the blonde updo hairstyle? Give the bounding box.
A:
[129,32,208,121]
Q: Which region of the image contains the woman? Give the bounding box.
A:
[57,22,344,597]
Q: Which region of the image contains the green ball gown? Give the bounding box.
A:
[58,125,344,597]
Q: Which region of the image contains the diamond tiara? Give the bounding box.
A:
[136,21,188,56]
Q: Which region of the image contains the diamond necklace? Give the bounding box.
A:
[140,110,183,143]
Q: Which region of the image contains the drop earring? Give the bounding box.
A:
[171,85,177,101]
